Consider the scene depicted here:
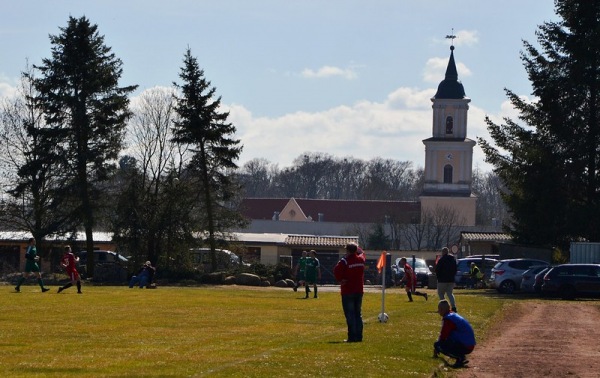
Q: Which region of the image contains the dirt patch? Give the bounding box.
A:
[455,300,600,378]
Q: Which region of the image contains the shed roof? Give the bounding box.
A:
[285,235,358,247]
[0,231,114,243]
[461,232,512,242]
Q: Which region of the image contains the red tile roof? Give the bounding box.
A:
[240,198,421,223]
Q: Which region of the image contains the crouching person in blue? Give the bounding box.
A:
[433,299,476,368]
[129,261,156,288]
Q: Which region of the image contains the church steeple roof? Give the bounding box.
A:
[434,46,466,99]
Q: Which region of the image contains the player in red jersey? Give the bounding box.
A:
[399,257,428,302]
[57,245,82,294]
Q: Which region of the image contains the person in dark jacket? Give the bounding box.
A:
[333,242,366,342]
[129,261,156,288]
[434,299,476,368]
[435,247,458,312]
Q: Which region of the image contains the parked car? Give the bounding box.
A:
[454,257,498,287]
[464,254,500,260]
[532,266,552,294]
[392,257,431,287]
[520,265,551,293]
[542,264,600,300]
[489,258,550,294]
[77,250,129,266]
[190,248,249,269]
[77,250,129,280]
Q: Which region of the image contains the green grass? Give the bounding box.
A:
[0,285,508,377]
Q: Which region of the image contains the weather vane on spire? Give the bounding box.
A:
[445,28,457,48]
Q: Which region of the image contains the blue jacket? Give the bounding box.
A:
[442,312,476,347]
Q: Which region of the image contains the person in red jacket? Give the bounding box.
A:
[333,242,366,342]
[399,257,428,302]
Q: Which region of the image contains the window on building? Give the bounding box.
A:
[444,164,453,183]
[445,116,453,134]
[244,247,261,263]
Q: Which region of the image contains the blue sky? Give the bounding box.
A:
[0,1,558,171]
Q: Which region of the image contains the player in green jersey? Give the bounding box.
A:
[15,238,50,292]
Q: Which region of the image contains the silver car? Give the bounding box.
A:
[489,258,550,294]
[520,265,550,293]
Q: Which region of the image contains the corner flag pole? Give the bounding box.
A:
[377,251,387,317]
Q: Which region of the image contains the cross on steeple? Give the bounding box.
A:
[445,29,457,47]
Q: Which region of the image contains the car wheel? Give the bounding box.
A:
[559,285,576,300]
[499,280,516,294]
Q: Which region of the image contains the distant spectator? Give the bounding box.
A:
[469,262,483,288]
[435,247,457,311]
[129,261,156,288]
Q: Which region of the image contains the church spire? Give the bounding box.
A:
[445,46,459,81]
[434,44,465,99]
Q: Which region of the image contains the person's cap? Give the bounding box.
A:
[145,261,151,266]
[470,262,475,265]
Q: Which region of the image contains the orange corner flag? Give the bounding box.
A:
[377,251,386,273]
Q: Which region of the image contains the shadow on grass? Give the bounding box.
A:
[431,355,469,377]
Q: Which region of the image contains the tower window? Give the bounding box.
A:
[444,164,453,183]
[446,116,453,134]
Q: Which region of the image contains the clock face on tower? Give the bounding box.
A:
[446,153,453,161]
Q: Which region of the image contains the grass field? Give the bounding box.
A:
[0,284,508,377]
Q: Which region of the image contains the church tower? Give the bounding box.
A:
[419,45,477,226]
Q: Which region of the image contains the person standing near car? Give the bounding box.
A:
[469,262,483,288]
[433,299,476,368]
[57,245,82,294]
[333,242,366,342]
[15,238,50,293]
[399,257,428,302]
[435,247,457,312]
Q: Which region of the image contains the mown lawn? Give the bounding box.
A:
[0,284,508,377]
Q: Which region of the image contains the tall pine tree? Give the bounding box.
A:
[479,0,600,249]
[172,48,244,271]
[32,16,137,276]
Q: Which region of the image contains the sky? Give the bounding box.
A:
[0,1,559,172]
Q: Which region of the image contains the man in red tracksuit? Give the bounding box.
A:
[333,242,366,342]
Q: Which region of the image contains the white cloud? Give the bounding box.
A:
[0,75,19,99]
[301,65,358,80]
[454,30,479,47]
[228,86,445,170]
